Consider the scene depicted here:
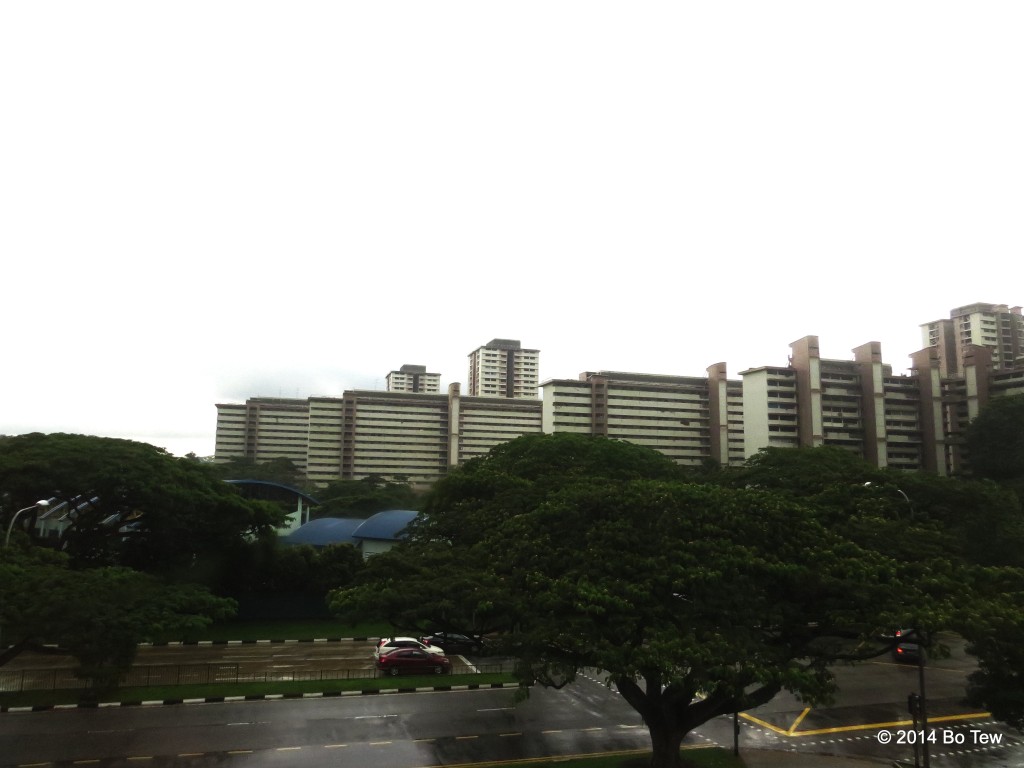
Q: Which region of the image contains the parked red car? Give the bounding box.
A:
[376,648,452,676]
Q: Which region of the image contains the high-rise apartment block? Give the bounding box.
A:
[742,337,938,473]
[215,305,1024,485]
[467,339,539,398]
[541,368,744,467]
[216,385,543,487]
[386,364,441,393]
[921,303,1024,375]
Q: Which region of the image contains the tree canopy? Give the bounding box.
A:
[311,475,420,519]
[965,394,1024,486]
[330,435,1007,768]
[0,433,285,575]
[0,544,235,693]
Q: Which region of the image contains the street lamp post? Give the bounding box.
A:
[863,482,928,767]
[3,500,50,549]
[1,499,50,652]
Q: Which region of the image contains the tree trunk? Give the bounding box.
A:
[646,718,687,768]
[617,673,695,768]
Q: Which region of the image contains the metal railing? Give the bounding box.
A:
[0,662,516,693]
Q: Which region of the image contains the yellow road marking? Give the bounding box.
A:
[787,707,811,735]
[742,709,993,737]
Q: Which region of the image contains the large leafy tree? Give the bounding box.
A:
[311,475,420,519]
[333,435,939,768]
[0,545,235,694]
[0,433,285,575]
[208,456,306,488]
[965,394,1024,491]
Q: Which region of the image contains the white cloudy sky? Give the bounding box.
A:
[3,2,1021,457]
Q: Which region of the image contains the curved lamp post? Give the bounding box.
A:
[3,500,50,548]
[1,500,50,652]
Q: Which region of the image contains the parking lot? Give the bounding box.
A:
[0,639,492,692]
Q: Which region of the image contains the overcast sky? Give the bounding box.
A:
[3,2,1021,458]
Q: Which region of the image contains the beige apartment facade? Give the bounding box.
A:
[743,337,943,472]
[217,307,1024,485]
[921,302,1024,375]
[741,333,1024,476]
[386,364,441,393]
[214,398,314,473]
[217,386,544,487]
[467,339,540,399]
[540,367,745,468]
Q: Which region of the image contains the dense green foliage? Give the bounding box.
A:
[333,437,1024,766]
[0,545,235,694]
[0,433,292,694]
[311,475,421,519]
[0,433,285,575]
[965,394,1024,492]
[334,436,1007,768]
[216,538,365,616]
[207,456,306,488]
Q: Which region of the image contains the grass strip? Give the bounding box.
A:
[155,619,392,643]
[0,672,515,709]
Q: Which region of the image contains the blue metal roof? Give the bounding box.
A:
[284,517,364,547]
[352,509,418,542]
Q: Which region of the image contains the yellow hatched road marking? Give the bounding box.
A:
[787,707,811,735]
[742,709,992,737]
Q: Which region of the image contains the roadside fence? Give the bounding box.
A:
[0,662,516,693]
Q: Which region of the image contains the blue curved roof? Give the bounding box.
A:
[284,517,364,547]
[352,509,418,542]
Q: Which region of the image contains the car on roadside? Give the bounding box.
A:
[891,628,921,663]
[418,631,486,654]
[375,648,452,676]
[373,636,444,659]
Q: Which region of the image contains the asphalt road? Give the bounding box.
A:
[1,640,497,690]
[3,639,1024,766]
[0,681,652,767]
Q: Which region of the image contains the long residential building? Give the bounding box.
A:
[216,385,544,487]
[540,367,744,467]
[742,337,939,473]
[215,308,1024,483]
